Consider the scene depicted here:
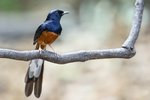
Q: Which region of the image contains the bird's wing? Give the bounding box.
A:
[33,21,57,45]
[33,23,47,45]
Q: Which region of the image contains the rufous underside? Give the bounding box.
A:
[36,31,58,49]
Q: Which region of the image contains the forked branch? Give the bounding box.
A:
[0,0,144,64]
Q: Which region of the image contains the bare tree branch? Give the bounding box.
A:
[0,48,135,64]
[122,0,144,49]
[0,0,144,64]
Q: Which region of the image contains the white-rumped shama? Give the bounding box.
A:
[25,9,68,98]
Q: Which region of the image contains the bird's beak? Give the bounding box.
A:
[63,11,69,15]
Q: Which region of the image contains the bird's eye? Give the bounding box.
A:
[58,11,63,15]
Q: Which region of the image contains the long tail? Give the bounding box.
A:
[34,61,44,97]
[25,44,44,98]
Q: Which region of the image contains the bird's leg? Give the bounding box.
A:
[48,44,55,52]
[39,48,42,55]
[38,45,45,55]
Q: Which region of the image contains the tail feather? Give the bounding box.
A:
[34,62,44,98]
[25,59,44,98]
[25,81,34,97]
[25,67,34,97]
[25,43,45,98]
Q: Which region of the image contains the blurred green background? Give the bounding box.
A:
[0,0,150,100]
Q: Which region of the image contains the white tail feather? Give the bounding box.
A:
[29,59,44,78]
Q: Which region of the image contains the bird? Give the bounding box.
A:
[24,9,69,98]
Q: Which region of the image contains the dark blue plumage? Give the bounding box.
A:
[33,9,68,45]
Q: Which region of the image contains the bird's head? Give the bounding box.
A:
[46,9,69,21]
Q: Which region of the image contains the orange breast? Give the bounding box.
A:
[37,31,59,49]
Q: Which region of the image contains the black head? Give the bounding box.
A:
[46,9,69,21]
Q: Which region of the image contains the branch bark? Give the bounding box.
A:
[122,0,144,49]
[0,0,144,64]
